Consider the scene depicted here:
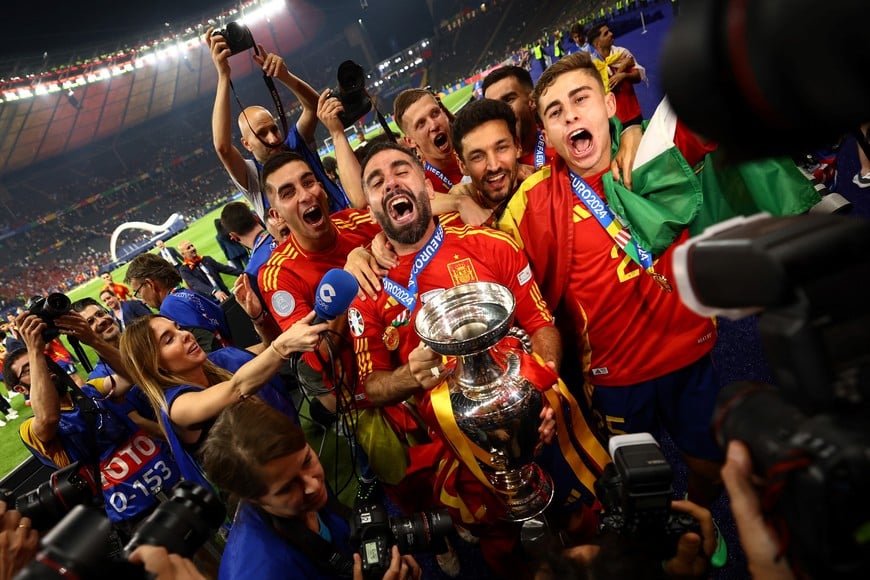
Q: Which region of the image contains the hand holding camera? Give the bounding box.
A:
[352,546,421,580]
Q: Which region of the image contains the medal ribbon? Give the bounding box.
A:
[424,161,454,190]
[382,222,445,316]
[568,170,663,284]
[534,130,547,169]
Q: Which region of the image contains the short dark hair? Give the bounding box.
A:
[588,23,609,46]
[71,297,102,312]
[259,151,309,200]
[359,141,423,183]
[221,202,260,237]
[481,65,534,97]
[322,156,338,174]
[451,99,518,160]
[125,253,182,289]
[570,23,585,39]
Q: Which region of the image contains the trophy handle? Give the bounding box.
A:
[506,327,533,354]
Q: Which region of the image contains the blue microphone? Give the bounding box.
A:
[313,269,359,324]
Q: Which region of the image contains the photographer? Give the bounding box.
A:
[206,27,350,220]
[532,498,717,580]
[199,398,421,580]
[5,311,181,533]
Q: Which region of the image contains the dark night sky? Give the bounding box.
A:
[3,0,453,64]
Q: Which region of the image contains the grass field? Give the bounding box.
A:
[0,203,237,480]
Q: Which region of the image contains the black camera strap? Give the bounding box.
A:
[257,498,353,578]
[67,382,105,500]
[229,41,290,152]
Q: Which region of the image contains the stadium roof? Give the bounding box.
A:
[0,0,444,178]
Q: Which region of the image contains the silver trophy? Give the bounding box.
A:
[415,281,554,521]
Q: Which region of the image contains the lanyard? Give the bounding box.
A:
[568,171,672,291]
[534,130,547,169]
[382,222,446,319]
[424,161,454,190]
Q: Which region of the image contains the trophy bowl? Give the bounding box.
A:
[414,282,516,356]
[415,281,553,521]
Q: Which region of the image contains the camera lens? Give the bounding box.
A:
[123,481,225,558]
[390,510,452,554]
[337,60,365,94]
[44,293,72,317]
[16,462,99,531]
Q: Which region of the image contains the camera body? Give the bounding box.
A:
[26,293,72,341]
[676,214,870,578]
[349,504,452,579]
[329,60,372,128]
[594,433,698,560]
[211,21,255,56]
[14,481,225,580]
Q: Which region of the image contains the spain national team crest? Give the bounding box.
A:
[348,308,365,337]
[446,258,478,286]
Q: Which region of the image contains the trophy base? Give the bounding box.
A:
[492,463,554,522]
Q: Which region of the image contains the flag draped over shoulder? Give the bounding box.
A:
[498,99,822,309]
[601,100,821,255]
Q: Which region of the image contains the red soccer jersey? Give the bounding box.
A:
[350,222,553,389]
[259,209,381,379]
[501,157,716,387]
[424,157,465,193]
[104,283,131,301]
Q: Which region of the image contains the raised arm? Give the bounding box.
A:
[207,29,252,190]
[167,312,327,428]
[317,89,366,208]
[54,312,135,391]
[16,314,60,443]
[254,44,321,144]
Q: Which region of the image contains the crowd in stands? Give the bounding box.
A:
[2,0,861,579]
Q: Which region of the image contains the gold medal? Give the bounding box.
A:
[383,325,400,351]
[650,271,673,293]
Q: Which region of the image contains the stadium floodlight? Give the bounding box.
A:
[18,88,33,98]
[47,83,61,93]
[35,85,48,96]
[3,92,18,101]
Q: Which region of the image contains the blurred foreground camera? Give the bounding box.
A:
[14,481,224,580]
[350,504,452,579]
[661,0,869,160]
[4,461,100,531]
[212,21,255,55]
[123,480,226,558]
[26,293,71,341]
[594,433,698,560]
[330,60,372,128]
[674,213,870,578]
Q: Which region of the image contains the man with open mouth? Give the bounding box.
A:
[349,141,609,577]
[258,151,382,419]
[393,89,465,194]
